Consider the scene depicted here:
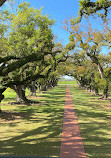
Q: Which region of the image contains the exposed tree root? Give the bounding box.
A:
[98,96,108,100]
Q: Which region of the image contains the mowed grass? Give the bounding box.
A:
[1,83,111,158]
[0,86,66,157]
[69,85,111,158]
[58,80,76,85]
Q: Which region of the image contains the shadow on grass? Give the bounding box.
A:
[70,85,111,158]
[0,111,31,121]
[0,85,66,157]
[0,117,63,157]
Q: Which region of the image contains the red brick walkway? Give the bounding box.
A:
[60,85,86,158]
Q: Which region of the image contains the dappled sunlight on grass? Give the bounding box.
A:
[70,85,111,158]
[0,85,66,157]
[2,84,111,157]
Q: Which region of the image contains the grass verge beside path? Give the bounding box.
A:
[0,85,66,157]
[69,85,111,158]
[58,80,76,85]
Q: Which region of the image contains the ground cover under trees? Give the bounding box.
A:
[0,1,111,157]
[70,84,111,158]
[0,85,65,157]
[0,83,111,157]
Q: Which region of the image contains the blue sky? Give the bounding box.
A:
[23,0,79,46]
[3,0,111,54]
[5,0,79,46]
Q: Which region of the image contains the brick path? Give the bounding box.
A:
[60,85,86,158]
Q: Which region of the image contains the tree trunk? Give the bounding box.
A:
[97,62,109,99]
[94,87,99,96]
[41,85,47,91]
[29,82,37,97]
[38,84,47,93]
[87,86,92,92]
[99,84,109,100]
[11,85,31,104]
[0,88,6,112]
[87,54,109,99]
[103,84,109,100]
[0,96,4,112]
[98,63,105,79]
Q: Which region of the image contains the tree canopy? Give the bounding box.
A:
[71,0,111,24]
[1,0,111,106]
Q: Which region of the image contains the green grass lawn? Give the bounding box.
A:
[1,84,111,158]
[69,85,111,158]
[0,86,66,157]
[58,80,76,85]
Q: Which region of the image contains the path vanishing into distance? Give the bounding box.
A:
[60,85,86,158]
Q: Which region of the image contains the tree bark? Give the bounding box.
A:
[29,81,37,97]
[98,63,105,79]
[40,85,47,91]
[103,84,109,100]
[97,63,109,99]
[38,84,47,93]
[0,88,6,112]
[94,87,99,96]
[11,85,31,104]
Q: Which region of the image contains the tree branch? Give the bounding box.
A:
[0,0,7,6]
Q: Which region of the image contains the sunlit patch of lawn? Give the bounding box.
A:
[58,80,76,85]
[70,85,111,158]
[0,85,66,157]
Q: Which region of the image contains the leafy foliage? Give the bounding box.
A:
[71,0,111,24]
